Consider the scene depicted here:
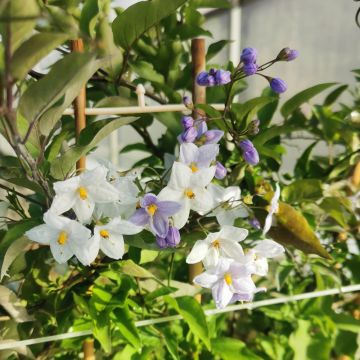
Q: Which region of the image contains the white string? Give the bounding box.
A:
[63,103,225,116]
[1,284,359,351]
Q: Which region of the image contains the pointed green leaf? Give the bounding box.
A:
[112,0,187,50]
[281,83,337,118]
[282,179,323,203]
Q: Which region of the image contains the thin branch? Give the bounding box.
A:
[0,183,45,207]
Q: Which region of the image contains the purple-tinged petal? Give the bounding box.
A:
[277,47,299,61]
[270,78,287,93]
[204,130,224,144]
[181,115,194,129]
[129,208,149,226]
[157,201,181,216]
[212,279,233,309]
[196,71,210,86]
[183,96,192,107]
[196,120,208,137]
[215,69,231,85]
[180,127,197,143]
[238,140,259,166]
[215,161,227,180]
[240,47,257,64]
[243,63,258,76]
[140,193,158,207]
[151,213,169,237]
[165,226,180,247]
[249,217,261,230]
[156,235,167,249]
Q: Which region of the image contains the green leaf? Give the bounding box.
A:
[116,259,154,279]
[253,125,300,147]
[173,296,211,350]
[267,202,331,259]
[112,0,187,50]
[294,141,318,178]
[112,307,141,350]
[11,32,69,80]
[282,179,323,203]
[80,0,101,37]
[130,60,164,83]
[50,117,137,179]
[144,286,177,303]
[323,84,348,106]
[120,143,151,154]
[206,40,230,61]
[162,328,179,360]
[191,0,231,8]
[92,312,112,353]
[18,52,102,136]
[257,87,279,127]
[212,337,262,360]
[281,83,337,118]
[319,197,349,228]
[331,314,360,333]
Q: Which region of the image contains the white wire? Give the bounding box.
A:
[1,284,359,351]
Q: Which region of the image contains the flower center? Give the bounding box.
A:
[189,162,198,173]
[147,204,158,216]
[78,187,88,200]
[57,231,68,245]
[212,239,221,249]
[224,273,232,285]
[184,189,195,199]
[100,230,110,238]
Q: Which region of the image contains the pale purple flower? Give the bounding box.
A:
[156,225,180,249]
[240,47,257,64]
[129,193,181,237]
[193,258,258,309]
[181,115,194,129]
[270,78,287,93]
[196,68,231,87]
[197,70,216,86]
[179,143,219,171]
[238,140,259,166]
[243,63,258,76]
[215,161,227,180]
[277,47,299,61]
[215,69,231,85]
[180,126,197,143]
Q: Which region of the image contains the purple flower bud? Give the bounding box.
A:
[156,226,180,249]
[238,139,260,165]
[196,71,216,87]
[215,161,227,179]
[215,69,231,85]
[181,115,194,129]
[270,78,287,94]
[182,95,192,107]
[204,129,224,144]
[243,63,258,76]
[247,119,260,135]
[240,47,257,64]
[180,127,197,143]
[249,217,261,230]
[277,47,299,61]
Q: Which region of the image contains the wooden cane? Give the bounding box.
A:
[189,38,206,303]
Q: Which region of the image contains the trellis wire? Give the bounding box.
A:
[1,284,359,351]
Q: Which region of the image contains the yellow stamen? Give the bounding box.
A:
[78,186,88,200]
[100,230,110,238]
[184,189,195,199]
[147,204,158,216]
[57,231,68,245]
[224,273,232,285]
[243,194,253,205]
[212,239,221,249]
[189,162,198,173]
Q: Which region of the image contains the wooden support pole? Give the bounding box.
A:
[189,38,206,303]
[71,39,86,173]
[83,338,95,360]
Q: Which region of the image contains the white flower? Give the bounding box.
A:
[25,211,97,265]
[193,258,258,309]
[244,239,285,276]
[263,183,281,235]
[179,142,219,172]
[158,162,214,229]
[91,217,142,259]
[186,225,248,268]
[50,167,120,223]
[207,184,248,226]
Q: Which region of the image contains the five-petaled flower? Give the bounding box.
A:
[186,225,248,268]
[129,193,181,237]
[26,211,96,265]
[50,167,120,223]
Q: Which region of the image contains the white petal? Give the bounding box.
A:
[81,166,108,186]
[191,167,215,188]
[207,183,224,204]
[212,280,233,309]
[72,237,99,266]
[171,199,190,229]
[88,181,120,203]
[220,239,244,261]
[216,210,236,226]
[50,193,76,215]
[219,225,248,242]
[222,186,241,203]
[197,144,219,167]
[73,199,95,223]
[158,186,184,203]
[25,224,55,245]
[254,239,285,258]
[231,276,256,294]
[100,232,125,260]
[53,176,80,194]
[168,162,191,190]
[203,246,219,268]
[186,240,210,264]
[193,272,219,288]
[43,211,71,230]
[254,257,268,276]
[50,240,73,264]
[229,206,249,218]
[107,217,142,235]
[262,214,273,235]
[191,188,214,214]
[179,143,198,165]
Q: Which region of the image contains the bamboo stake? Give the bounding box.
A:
[71,39,86,173]
[189,38,206,303]
[71,39,94,359]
